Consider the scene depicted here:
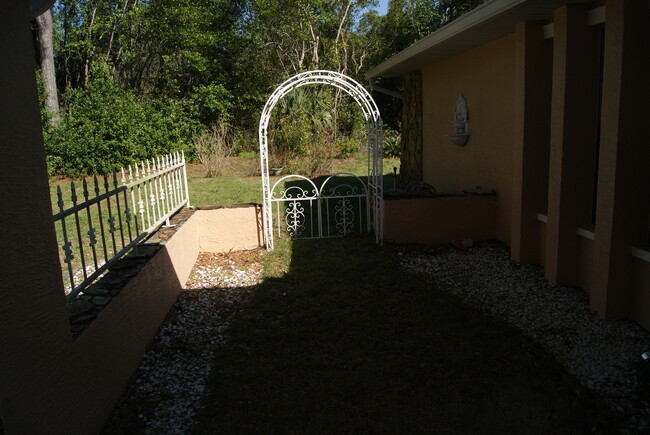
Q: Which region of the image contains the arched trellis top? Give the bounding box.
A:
[259,70,382,139]
[259,70,383,251]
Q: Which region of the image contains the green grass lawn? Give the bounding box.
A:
[50,152,399,211]
[186,152,400,207]
[195,237,620,433]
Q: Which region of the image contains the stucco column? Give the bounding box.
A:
[0,3,83,433]
[511,21,552,263]
[590,0,650,318]
[544,5,600,285]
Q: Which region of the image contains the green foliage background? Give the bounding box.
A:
[39,0,486,177]
[45,63,200,176]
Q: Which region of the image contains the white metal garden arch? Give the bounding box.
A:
[259,70,383,250]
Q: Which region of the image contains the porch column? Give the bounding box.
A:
[544,5,600,284]
[0,3,83,433]
[590,0,650,318]
[511,21,552,263]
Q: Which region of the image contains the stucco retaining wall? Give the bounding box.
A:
[196,204,264,252]
[70,205,262,432]
[383,195,497,245]
[0,203,263,434]
[73,245,190,432]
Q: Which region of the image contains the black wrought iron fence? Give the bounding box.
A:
[53,152,190,299]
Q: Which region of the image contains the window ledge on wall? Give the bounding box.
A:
[576,225,596,240]
[536,212,548,223]
[631,247,650,263]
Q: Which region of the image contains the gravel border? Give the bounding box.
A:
[398,240,650,430]
[103,250,264,434]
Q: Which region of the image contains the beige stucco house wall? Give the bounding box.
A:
[368,0,650,329]
[422,34,516,244]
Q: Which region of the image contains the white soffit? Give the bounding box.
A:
[366,0,595,78]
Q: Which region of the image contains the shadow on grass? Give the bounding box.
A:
[197,237,621,434]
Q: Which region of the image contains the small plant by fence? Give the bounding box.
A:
[53,152,190,300]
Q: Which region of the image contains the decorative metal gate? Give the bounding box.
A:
[259,70,383,250]
[270,172,369,240]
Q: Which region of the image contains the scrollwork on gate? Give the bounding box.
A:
[269,172,369,240]
[285,200,306,237]
[334,198,353,235]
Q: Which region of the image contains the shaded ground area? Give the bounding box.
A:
[103,250,266,434]
[399,241,650,423]
[196,238,622,433]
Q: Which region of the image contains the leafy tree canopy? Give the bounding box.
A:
[39,0,486,176]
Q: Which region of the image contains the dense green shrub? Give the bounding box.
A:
[383,127,401,158]
[333,136,359,158]
[269,118,311,168]
[185,84,233,126]
[233,129,258,155]
[45,63,200,177]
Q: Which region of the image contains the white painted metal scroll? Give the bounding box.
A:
[259,70,383,250]
[269,172,369,241]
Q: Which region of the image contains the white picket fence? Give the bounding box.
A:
[53,152,190,300]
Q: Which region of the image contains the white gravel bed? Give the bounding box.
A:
[398,240,650,429]
[103,251,264,434]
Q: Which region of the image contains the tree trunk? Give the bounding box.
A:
[400,71,423,185]
[83,6,98,87]
[36,9,60,127]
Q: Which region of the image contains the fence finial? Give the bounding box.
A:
[56,185,64,211]
[82,179,90,201]
[93,175,100,195]
[70,181,78,205]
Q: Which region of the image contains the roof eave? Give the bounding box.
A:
[365,0,594,79]
[366,0,528,79]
